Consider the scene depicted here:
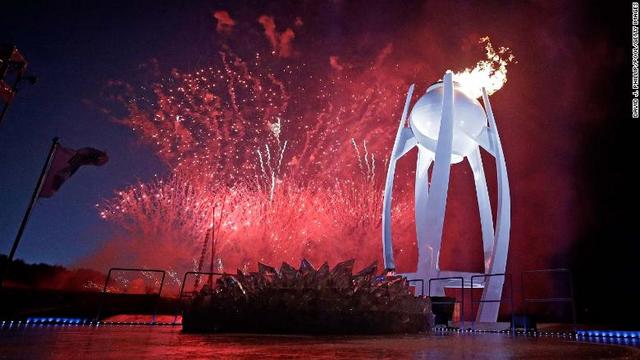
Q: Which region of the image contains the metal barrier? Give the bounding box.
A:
[428,276,464,328]
[521,268,576,331]
[95,268,166,322]
[471,273,513,331]
[407,278,425,296]
[173,271,225,324]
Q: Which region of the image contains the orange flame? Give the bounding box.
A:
[453,36,516,99]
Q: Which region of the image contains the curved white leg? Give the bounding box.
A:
[477,88,511,322]
[382,84,416,270]
[467,147,495,272]
[414,146,434,277]
[421,71,455,296]
[382,154,399,271]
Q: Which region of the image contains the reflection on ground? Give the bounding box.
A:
[0,325,638,359]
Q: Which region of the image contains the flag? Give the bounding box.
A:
[1,45,27,105]
[39,144,109,198]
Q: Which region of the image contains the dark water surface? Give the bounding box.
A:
[0,325,638,359]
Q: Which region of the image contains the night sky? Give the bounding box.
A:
[0,1,218,263]
[0,1,637,325]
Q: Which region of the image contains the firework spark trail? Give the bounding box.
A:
[256,148,268,190]
[265,144,274,196]
[351,138,365,176]
[362,140,374,182]
[276,141,287,177]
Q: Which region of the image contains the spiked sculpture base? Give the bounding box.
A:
[182,260,433,334]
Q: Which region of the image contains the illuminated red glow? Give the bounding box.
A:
[258,15,296,58]
[91,12,517,295]
[212,11,235,34]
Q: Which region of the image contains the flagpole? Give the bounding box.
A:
[0,137,59,288]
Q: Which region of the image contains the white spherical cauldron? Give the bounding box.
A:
[409,82,487,164]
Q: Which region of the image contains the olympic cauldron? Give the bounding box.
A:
[182,259,433,334]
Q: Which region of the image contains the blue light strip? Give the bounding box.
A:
[25,317,88,324]
[0,319,180,327]
[576,330,640,339]
[433,326,640,341]
[2,320,638,338]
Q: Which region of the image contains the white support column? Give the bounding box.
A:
[382,84,415,270]
[467,147,495,272]
[477,88,511,322]
[420,71,455,296]
[414,146,434,277]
